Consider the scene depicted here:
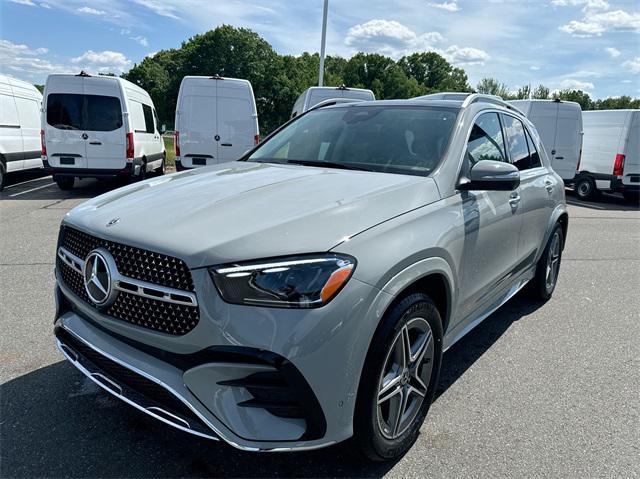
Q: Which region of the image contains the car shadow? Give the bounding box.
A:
[565,188,639,211]
[0,295,544,478]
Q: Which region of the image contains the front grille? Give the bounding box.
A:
[57,226,199,336]
[60,226,194,292]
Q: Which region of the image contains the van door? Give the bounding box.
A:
[0,92,24,171]
[622,111,639,186]
[14,96,42,169]
[181,84,217,167]
[552,105,582,180]
[528,102,559,163]
[83,78,125,170]
[216,81,255,162]
[45,87,87,170]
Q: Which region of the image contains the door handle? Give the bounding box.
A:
[545,179,554,193]
[555,156,564,160]
[221,143,233,147]
[508,192,521,207]
[89,141,102,145]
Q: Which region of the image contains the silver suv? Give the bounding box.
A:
[53,94,567,461]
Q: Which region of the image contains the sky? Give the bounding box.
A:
[1,0,639,99]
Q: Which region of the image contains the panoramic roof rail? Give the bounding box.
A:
[307,97,365,111]
[462,93,524,114]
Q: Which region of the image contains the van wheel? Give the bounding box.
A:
[155,155,166,176]
[54,176,74,191]
[351,293,443,462]
[623,192,639,204]
[138,160,147,181]
[575,176,596,200]
[528,224,564,300]
[0,162,6,191]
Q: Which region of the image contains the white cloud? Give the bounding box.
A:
[0,39,66,74]
[551,0,609,11]
[71,50,131,73]
[77,6,106,15]
[560,79,595,90]
[605,47,621,58]
[345,19,444,58]
[8,0,37,6]
[443,45,490,65]
[40,2,51,7]
[530,65,541,71]
[131,35,149,47]
[560,9,640,36]
[427,1,460,12]
[132,0,180,19]
[622,57,640,74]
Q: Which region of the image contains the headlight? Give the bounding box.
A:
[209,254,355,308]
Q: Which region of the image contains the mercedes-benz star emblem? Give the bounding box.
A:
[83,250,113,306]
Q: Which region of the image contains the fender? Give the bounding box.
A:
[538,203,569,263]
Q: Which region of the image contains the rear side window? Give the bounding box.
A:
[142,103,155,134]
[467,112,506,165]
[502,114,530,170]
[47,94,122,131]
[525,129,542,169]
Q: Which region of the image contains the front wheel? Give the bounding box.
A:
[352,293,443,462]
[528,224,564,300]
[54,175,74,190]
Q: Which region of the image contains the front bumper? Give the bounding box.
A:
[54,266,389,451]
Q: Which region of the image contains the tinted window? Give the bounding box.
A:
[47,94,122,131]
[85,95,122,131]
[502,114,530,170]
[248,106,458,177]
[467,113,506,165]
[525,129,542,169]
[142,103,155,134]
[47,94,83,130]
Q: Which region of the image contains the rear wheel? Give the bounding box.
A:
[155,154,166,176]
[138,160,147,181]
[54,175,74,191]
[0,162,6,191]
[528,224,563,300]
[352,293,443,462]
[575,176,596,200]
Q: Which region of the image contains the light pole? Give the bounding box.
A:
[318,0,328,86]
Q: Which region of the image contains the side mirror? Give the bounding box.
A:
[459,160,520,191]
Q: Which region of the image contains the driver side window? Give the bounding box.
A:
[467,113,506,166]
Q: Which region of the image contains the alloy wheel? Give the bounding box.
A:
[377,317,434,440]
[545,231,561,291]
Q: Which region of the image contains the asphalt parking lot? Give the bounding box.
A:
[1,173,639,478]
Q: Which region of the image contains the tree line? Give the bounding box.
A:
[93,25,636,133]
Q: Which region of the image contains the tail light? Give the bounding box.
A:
[126,132,134,159]
[175,131,180,157]
[40,129,46,156]
[254,134,260,145]
[613,153,625,177]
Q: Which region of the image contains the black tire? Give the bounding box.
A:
[138,160,147,181]
[54,175,74,191]
[528,224,564,300]
[623,191,639,204]
[351,293,443,462]
[155,154,166,176]
[574,176,596,200]
[0,162,6,192]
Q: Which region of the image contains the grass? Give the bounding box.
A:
[163,136,175,167]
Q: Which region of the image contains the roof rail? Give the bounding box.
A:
[308,97,365,111]
[461,93,524,114]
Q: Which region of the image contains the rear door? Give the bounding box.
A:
[44,77,87,169]
[552,104,582,180]
[0,91,24,171]
[180,79,217,166]
[83,78,125,170]
[622,111,639,185]
[216,80,255,162]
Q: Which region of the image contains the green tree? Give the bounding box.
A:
[532,85,550,99]
[476,78,511,98]
[398,52,470,92]
[553,89,593,110]
[593,95,640,110]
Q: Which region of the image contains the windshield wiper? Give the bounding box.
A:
[284,159,374,172]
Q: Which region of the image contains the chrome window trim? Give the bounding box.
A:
[57,246,198,307]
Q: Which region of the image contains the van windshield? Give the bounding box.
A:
[47,93,123,131]
[248,106,458,177]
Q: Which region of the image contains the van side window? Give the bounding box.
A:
[525,129,542,169]
[142,104,155,134]
[501,114,531,170]
[467,112,506,166]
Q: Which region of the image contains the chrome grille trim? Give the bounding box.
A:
[57,246,198,307]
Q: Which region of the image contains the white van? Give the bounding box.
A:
[0,75,43,191]
[174,75,259,170]
[577,109,639,202]
[290,85,375,119]
[42,72,165,190]
[509,99,583,182]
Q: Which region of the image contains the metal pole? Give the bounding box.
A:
[318,0,328,86]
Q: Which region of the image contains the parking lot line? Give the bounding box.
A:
[8,181,56,197]
[2,175,52,190]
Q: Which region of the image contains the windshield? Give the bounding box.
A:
[247,106,458,177]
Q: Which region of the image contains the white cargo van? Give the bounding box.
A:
[174,75,259,170]
[42,72,165,190]
[509,99,583,182]
[0,75,43,191]
[290,85,375,119]
[577,109,639,202]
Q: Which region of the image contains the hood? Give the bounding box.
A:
[64,162,440,268]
